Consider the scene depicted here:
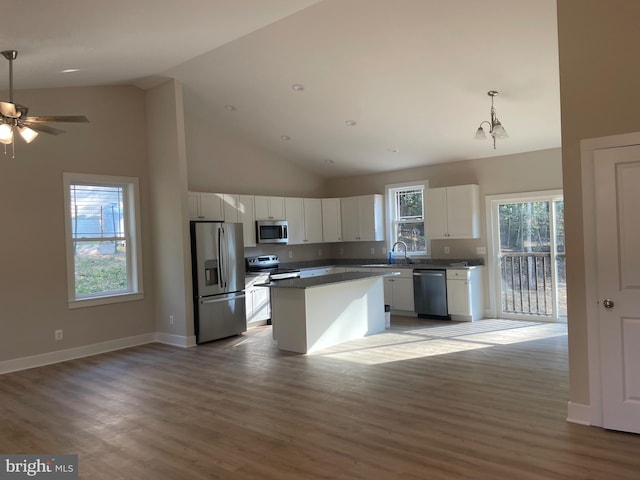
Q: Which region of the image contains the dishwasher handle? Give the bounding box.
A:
[413,270,446,277]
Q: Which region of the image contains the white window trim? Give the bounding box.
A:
[385,179,429,257]
[63,172,144,308]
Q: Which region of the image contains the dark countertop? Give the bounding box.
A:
[275,258,483,272]
[257,271,398,289]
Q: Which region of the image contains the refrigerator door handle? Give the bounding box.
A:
[201,293,246,305]
[218,226,226,290]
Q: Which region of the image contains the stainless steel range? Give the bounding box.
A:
[246,255,301,280]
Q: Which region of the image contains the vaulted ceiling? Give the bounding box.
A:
[2,0,560,177]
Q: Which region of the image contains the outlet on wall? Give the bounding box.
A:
[288,250,293,258]
[370,247,375,255]
[169,315,174,325]
[444,246,450,255]
[54,329,63,341]
[476,246,487,255]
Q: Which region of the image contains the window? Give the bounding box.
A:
[385,181,428,256]
[63,173,143,307]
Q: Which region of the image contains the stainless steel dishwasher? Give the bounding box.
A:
[413,269,450,319]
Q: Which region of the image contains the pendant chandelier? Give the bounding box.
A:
[474,90,508,149]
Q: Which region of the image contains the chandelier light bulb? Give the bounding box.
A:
[0,123,13,144]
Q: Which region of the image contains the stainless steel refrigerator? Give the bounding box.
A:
[190,221,246,344]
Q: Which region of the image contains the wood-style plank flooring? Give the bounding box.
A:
[1,317,640,479]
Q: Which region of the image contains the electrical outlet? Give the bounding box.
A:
[476,246,487,255]
[370,247,375,255]
[54,329,63,341]
[381,247,387,254]
[288,250,293,258]
[169,315,174,325]
[444,246,450,254]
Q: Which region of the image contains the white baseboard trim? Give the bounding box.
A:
[155,332,197,348]
[0,333,156,375]
[566,401,592,426]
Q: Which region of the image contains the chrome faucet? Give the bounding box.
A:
[391,241,408,264]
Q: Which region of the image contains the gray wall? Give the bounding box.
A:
[326,148,563,260]
[0,85,155,363]
[557,0,640,407]
[147,80,194,342]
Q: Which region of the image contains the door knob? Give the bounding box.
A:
[603,298,614,309]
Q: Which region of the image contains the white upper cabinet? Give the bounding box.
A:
[254,196,286,220]
[285,197,323,245]
[340,194,384,242]
[424,184,480,239]
[223,194,256,247]
[188,192,224,221]
[321,198,342,242]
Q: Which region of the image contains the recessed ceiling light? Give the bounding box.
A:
[345,120,357,126]
[324,159,335,164]
[61,69,79,73]
[388,147,400,153]
[224,105,237,111]
[280,135,291,141]
[291,84,305,91]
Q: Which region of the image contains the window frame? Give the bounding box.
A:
[385,180,429,257]
[63,172,144,308]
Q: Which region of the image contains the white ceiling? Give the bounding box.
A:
[1,0,560,178]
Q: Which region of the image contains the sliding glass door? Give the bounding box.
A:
[488,191,565,321]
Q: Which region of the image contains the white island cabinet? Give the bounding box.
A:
[261,272,395,354]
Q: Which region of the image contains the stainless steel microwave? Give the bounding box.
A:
[256,220,288,244]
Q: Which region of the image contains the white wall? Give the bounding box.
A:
[185,113,326,197]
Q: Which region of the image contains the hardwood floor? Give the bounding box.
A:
[1,317,639,479]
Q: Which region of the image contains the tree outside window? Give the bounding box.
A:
[387,184,426,255]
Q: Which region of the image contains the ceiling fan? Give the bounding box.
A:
[0,49,89,153]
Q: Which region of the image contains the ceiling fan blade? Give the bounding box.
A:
[25,115,89,123]
[21,122,66,136]
[0,101,18,118]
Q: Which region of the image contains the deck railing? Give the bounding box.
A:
[500,252,560,316]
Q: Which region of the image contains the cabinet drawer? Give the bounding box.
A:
[446,269,470,280]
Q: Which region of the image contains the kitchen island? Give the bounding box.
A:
[259,271,397,354]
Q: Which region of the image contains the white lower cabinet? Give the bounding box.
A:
[446,267,483,321]
[383,269,415,312]
[245,274,271,324]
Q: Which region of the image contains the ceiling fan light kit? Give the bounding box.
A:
[0,50,89,157]
[475,90,508,149]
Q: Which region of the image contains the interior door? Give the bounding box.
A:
[594,145,640,433]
